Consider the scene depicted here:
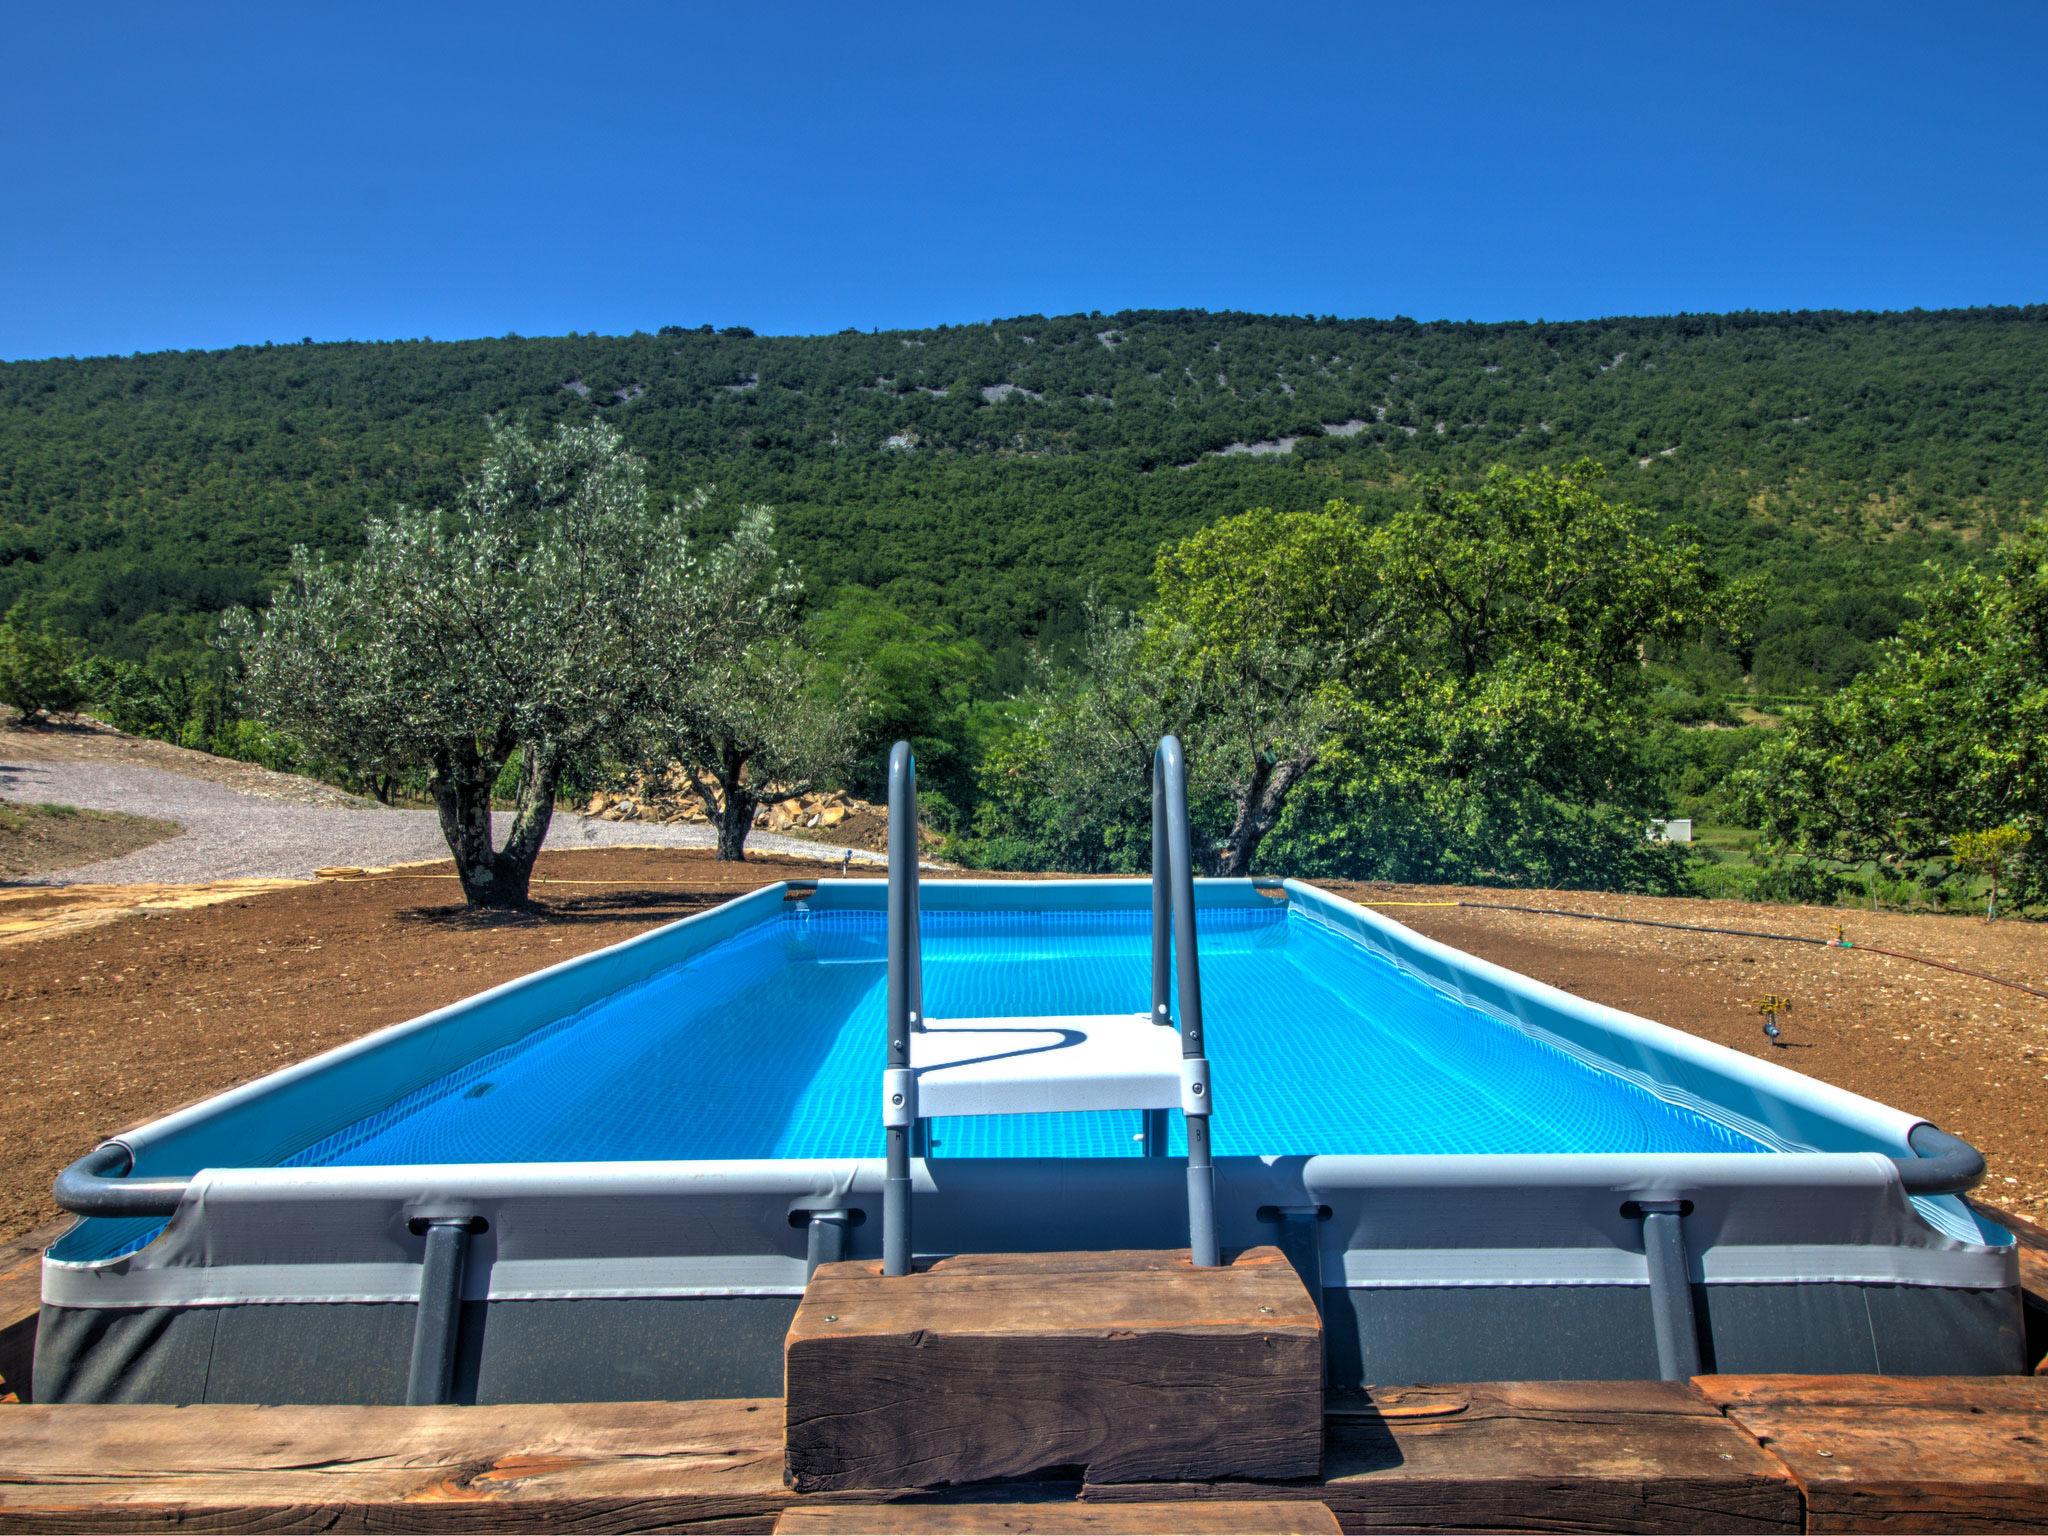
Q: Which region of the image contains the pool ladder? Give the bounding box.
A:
[880,735,1219,1276]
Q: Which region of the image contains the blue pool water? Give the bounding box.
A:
[289,904,1768,1168]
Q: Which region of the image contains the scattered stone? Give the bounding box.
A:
[585,766,881,845]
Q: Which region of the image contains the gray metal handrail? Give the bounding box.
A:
[879,735,1221,1276]
[1155,734,1220,1267]
[881,740,920,1276]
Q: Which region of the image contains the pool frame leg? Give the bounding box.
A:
[1265,1206,1326,1319]
[805,1209,855,1277]
[405,1218,474,1406]
[1637,1201,1702,1380]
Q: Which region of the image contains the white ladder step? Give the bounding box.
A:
[910,1013,1182,1117]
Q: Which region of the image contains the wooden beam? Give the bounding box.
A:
[784,1248,1323,1492]
[1085,1381,1803,1534]
[0,1397,808,1532]
[13,1377,2048,1533]
[1697,1374,2048,1533]
[774,1501,1342,1533]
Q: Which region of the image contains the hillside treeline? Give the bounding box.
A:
[4,306,2043,690]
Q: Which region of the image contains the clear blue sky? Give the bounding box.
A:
[5,3,2044,360]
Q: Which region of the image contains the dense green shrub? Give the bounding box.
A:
[0,609,87,720]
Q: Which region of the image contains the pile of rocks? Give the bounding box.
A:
[583,768,873,835]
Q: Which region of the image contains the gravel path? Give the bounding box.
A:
[0,758,881,884]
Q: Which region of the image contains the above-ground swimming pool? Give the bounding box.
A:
[41,876,2022,1404]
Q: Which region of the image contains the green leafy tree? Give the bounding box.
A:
[1152,502,1388,872]
[968,602,1205,872]
[1952,825,2031,919]
[229,420,707,908]
[976,465,1714,889]
[1743,517,2048,906]
[1268,464,1714,889]
[804,586,992,824]
[973,503,1383,876]
[0,609,87,721]
[636,515,867,860]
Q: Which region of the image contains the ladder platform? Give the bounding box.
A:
[911,1014,1180,1117]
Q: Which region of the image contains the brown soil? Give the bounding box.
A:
[3,856,2044,1244]
[0,805,179,879]
[778,803,894,855]
[0,881,306,947]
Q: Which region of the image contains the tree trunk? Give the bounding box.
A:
[495,743,561,903]
[1215,751,1315,877]
[427,740,556,909]
[713,747,757,861]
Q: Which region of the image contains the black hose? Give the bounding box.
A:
[1898,1122,1987,1196]
[1459,899,1832,946]
[1457,900,2048,1002]
[1853,942,2048,1003]
[52,1143,188,1217]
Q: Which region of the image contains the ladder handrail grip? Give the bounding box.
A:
[1155,734,1220,1267]
[883,741,917,1276]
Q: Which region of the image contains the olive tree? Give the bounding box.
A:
[230,420,721,908]
[635,511,865,860]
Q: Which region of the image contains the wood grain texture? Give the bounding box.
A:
[1085,1381,1803,1534]
[774,1500,1341,1533]
[0,1217,68,1403]
[1698,1374,2048,1413]
[784,1248,1323,1492]
[1698,1374,2048,1533]
[0,1397,812,1532]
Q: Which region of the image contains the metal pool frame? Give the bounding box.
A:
[41,867,2018,1404]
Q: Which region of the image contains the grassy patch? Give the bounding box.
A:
[0,800,180,877]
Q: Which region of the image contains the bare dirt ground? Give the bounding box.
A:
[2,856,2043,1243]
[0,848,869,1240]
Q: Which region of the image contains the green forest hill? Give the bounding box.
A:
[5,305,2044,690]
